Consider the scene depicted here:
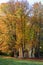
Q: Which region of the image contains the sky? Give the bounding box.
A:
[0,0,43,5]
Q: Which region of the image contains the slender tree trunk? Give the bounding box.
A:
[32,48,35,58]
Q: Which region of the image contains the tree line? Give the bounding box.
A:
[0,0,43,58]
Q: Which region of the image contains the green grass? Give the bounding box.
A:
[0,56,43,65]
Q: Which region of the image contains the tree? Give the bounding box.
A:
[1,0,30,58]
[0,2,17,56]
[31,2,43,58]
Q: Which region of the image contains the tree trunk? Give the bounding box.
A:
[19,47,23,58]
[29,49,32,58]
[29,48,35,58]
[32,48,35,58]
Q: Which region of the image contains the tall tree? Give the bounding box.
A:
[31,2,43,58]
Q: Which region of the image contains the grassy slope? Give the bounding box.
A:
[0,57,43,65]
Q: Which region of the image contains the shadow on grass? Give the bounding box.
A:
[0,56,43,65]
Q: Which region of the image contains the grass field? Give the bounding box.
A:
[0,56,43,65]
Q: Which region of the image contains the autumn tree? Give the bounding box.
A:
[0,2,17,56]
[31,2,43,58]
[0,0,31,58]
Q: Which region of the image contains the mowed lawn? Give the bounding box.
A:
[0,56,43,65]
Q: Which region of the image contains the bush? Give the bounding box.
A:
[0,50,9,56]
